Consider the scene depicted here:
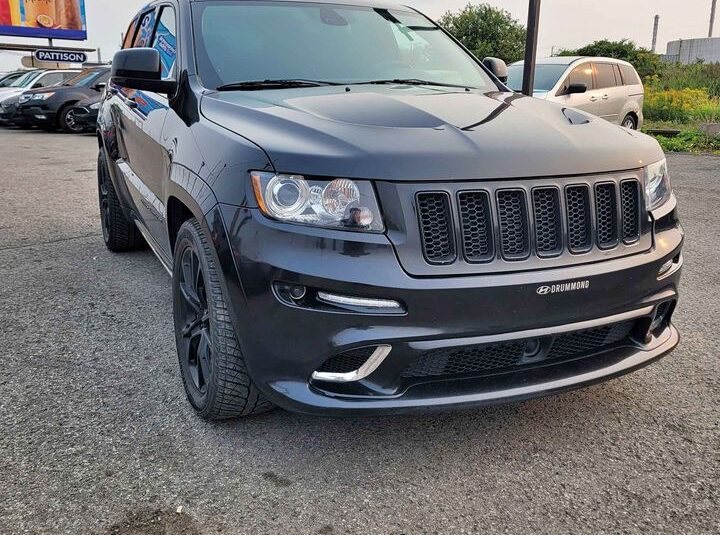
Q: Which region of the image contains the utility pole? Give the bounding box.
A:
[522,0,541,97]
[711,0,717,37]
[652,15,660,53]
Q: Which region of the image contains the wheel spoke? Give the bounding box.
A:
[197,330,212,389]
[179,282,202,313]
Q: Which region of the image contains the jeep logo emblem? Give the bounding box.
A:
[536,280,590,295]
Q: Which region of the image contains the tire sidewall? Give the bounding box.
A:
[172,222,221,416]
[622,115,637,130]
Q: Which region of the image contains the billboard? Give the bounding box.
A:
[0,0,87,41]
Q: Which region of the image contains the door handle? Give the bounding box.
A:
[590,96,598,102]
[602,94,609,100]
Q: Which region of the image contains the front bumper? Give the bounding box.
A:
[18,105,56,127]
[210,203,683,416]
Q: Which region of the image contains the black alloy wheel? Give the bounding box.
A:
[177,244,213,395]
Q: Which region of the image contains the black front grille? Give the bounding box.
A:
[317,347,377,374]
[417,192,456,264]
[401,321,636,379]
[566,185,592,253]
[458,191,493,262]
[595,183,619,248]
[620,180,641,243]
[532,188,563,257]
[415,178,643,267]
[497,189,530,260]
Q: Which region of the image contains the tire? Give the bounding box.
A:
[173,218,274,420]
[59,104,83,133]
[622,114,638,130]
[97,150,145,252]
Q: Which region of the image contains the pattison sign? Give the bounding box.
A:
[34,49,87,63]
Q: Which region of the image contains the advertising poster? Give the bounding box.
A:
[0,0,87,40]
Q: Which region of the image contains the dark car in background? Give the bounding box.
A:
[99,0,682,419]
[71,94,102,132]
[0,94,21,126]
[18,67,110,132]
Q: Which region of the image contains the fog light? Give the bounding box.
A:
[317,292,401,310]
[658,259,674,276]
[35,114,47,120]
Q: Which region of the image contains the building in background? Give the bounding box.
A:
[664,37,720,63]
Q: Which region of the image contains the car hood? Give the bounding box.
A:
[0,88,23,103]
[201,86,663,181]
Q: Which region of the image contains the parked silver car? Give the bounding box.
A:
[507,56,644,129]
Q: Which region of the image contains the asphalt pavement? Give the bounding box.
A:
[0,129,718,535]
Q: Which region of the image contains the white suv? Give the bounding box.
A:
[507,56,644,130]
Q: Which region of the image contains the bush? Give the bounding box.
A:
[653,130,720,153]
[644,88,720,123]
[648,63,720,99]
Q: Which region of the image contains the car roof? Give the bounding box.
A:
[511,56,635,68]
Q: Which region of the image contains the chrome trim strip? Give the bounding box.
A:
[312,345,393,383]
[409,306,655,352]
[317,292,401,310]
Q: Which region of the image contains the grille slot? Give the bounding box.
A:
[458,191,494,263]
[532,187,563,257]
[565,185,592,253]
[417,192,456,264]
[496,189,530,260]
[595,183,619,249]
[620,180,641,243]
[316,347,377,374]
[401,321,635,379]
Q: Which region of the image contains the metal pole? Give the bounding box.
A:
[522,0,541,96]
[710,0,717,37]
[652,15,660,53]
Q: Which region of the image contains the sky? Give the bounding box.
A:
[0,0,716,71]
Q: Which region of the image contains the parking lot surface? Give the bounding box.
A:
[0,129,718,535]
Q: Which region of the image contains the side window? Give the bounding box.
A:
[36,72,65,87]
[619,64,641,85]
[134,10,157,48]
[564,63,594,92]
[152,7,178,80]
[122,18,139,49]
[61,72,77,82]
[594,63,617,89]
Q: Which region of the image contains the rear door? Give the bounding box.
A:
[555,62,600,116]
[593,62,625,124]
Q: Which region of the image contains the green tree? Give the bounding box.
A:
[559,39,662,79]
[439,3,527,64]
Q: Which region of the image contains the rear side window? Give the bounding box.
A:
[564,63,594,92]
[36,72,66,87]
[152,7,178,80]
[619,64,641,85]
[122,18,139,49]
[594,63,617,89]
[134,10,157,48]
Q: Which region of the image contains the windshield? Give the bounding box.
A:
[192,1,496,90]
[64,69,105,87]
[506,64,569,92]
[9,71,40,88]
[0,72,22,87]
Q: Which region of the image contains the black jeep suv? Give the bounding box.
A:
[98,0,683,419]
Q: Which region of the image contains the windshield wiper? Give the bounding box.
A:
[354,78,472,89]
[216,79,342,91]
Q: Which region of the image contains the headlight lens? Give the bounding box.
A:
[31,92,54,100]
[645,158,672,211]
[251,172,384,232]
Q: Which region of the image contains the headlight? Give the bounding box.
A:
[89,102,101,110]
[31,92,54,100]
[644,158,672,211]
[18,94,31,103]
[251,172,384,232]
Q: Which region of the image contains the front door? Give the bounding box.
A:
[555,62,600,117]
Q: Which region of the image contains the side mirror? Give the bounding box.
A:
[111,48,176,94]
[93,82,107,92]
[482,57,508,84]
[32,82,43,89]
[567,83,587,95]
